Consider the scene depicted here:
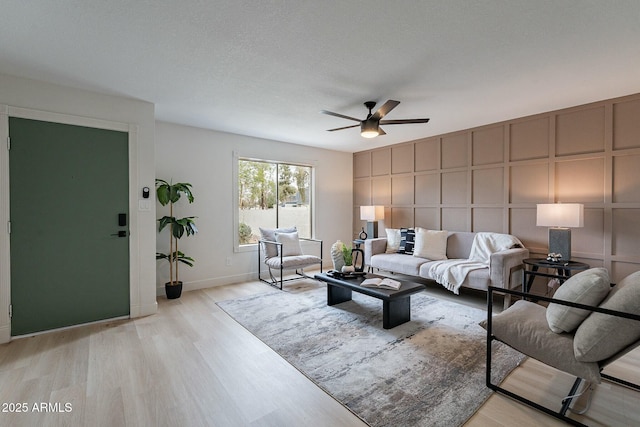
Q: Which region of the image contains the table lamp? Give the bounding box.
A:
[536,203,584,261]
[360,205,384,238]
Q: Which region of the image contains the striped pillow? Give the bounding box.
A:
[397,228,416,255]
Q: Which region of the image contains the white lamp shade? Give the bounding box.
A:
[536,203,584,228]
[360,205,385,221]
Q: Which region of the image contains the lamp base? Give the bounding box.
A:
[366,221,379,239]
[549,228,571,261]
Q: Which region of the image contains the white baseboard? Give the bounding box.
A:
[130,300,158,318]
[155,272,256,296]
[155,266,330,297]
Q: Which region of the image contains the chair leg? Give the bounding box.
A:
[258,242,279,288]
[564,380,594,415]
[258,263,283,290]
[486,337,589,427]
[560,377,584,416]
[267,266,282,290]
[601,373,640,391]
[263,261,323,290]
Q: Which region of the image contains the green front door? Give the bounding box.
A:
[9,117,130,335]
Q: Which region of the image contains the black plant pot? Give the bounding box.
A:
[165,281,183,299]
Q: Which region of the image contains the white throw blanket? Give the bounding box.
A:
[428,232,523,294]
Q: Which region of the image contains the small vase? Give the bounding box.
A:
[330,241,346,271]
[341,265,355,273]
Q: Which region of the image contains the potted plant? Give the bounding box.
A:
[341,244,354,273]
[155,179,198,299]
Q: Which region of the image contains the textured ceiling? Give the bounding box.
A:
[1,1,640,152]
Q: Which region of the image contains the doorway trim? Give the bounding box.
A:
[0,104,141,343]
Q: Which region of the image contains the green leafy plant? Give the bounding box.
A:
[238,222,253,244]
[341,244,353,266]
[155,179,198,286]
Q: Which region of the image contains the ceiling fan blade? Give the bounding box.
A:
[327,124,360,132]
[370,100,400,120]
[379,118,430,125]
[320,110,361,122]
[378,127,386,136]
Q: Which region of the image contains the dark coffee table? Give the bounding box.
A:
[314,272,425,329]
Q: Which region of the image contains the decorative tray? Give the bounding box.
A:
[326,270,366,279]
[539,260,570,267]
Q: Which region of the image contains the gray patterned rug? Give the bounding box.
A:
[217,281,524,426]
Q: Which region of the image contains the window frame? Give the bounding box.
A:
[233,152,315,253]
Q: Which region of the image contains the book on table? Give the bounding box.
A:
[361,277,402,290]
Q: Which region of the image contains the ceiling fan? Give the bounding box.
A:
[320,100,430,138]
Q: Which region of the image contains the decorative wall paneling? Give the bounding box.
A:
[353,93,640,284]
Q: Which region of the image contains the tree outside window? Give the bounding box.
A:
[237,159,312,245]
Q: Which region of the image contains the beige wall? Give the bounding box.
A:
[354,93,640,283]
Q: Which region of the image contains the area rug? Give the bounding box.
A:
[217,281,524,426]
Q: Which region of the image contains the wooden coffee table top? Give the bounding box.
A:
[314,272,425,301]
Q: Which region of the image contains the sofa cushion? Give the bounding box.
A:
[445,232,475,259]
[397,228,416,255]
[419,260,490,290]
[479,300,601,383]
[546,268,610,334]
[265,254,321,269]
[370,253,429,276]
[574,271,640,362]
[413,229,448,260]
[454,268,490,291]
[385,228,401,253]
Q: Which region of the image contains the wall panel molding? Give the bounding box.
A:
[353,92,640,283]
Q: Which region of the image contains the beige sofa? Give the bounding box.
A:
[364,231,529,294]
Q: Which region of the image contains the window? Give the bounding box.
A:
[237,158,312,246]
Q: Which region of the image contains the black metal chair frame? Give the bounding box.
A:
[258,238,323,290]
[486,286,640,427]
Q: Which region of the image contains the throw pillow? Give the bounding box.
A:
[545,268,611,333]
[397,228,416,255]
[413,229,448,260]
[385,228,401,253]
[260,226,297,258]
[274,231,303,257]
[574,271,640,362]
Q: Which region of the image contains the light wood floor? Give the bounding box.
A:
[1,279,638,426]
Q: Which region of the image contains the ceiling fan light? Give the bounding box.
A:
[361,121,379,138]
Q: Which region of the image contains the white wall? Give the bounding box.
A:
[0,73,157,343]
[155,121,353,291]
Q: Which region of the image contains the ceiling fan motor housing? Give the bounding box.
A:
[360,120,379,137]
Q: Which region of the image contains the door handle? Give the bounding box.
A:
[111,230,127,237]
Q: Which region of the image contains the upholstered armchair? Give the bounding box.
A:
[482,269,640,426]
[257,227,322,289]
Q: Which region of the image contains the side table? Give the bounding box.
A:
[523,258,590,293]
